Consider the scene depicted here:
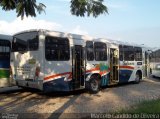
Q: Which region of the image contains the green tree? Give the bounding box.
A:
[0,0,46,19]
[71,0,108,17]
[0,0,108,19]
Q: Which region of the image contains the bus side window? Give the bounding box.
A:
[94,42,107,61]
[45,36,70,61]
[135,47,142,61]
[150,52,155,62]
[123,45,134,61]
[119,45,123,61]
[86,41,94,61]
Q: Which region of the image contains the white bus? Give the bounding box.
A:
[150,49,160,77]
[0,34,13,88]
[11,30,147,93]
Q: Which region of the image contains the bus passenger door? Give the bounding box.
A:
[110,48,119,84]
[144,51,150,77]
[72,45,85,89]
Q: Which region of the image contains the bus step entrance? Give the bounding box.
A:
[72,45,85,89]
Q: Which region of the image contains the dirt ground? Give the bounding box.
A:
[0,78,160,118]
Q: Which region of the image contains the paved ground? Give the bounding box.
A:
[0,78,160,118]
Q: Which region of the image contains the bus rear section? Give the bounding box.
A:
[12,30,86,92]
[0,35,13,88]
[12,31,43,90]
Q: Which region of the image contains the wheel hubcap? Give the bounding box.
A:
[91,80,98,90]
[136,74,140,82]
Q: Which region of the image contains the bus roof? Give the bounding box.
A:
[13,29,151,50]
[13,29,94,41]
[0,34,12,41]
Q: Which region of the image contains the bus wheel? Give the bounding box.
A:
[88,75,100,94]
[152,75,156,78]
[135,72,141,84]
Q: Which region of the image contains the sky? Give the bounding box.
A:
[0,0,160,48]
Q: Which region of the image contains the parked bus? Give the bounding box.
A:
[0,34,13,88]
[11,30,147,93]
[150,49,160,77]
[112,40,150,79]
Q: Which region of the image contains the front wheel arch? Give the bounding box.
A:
[86,74,101,94]
[135,70,142,83]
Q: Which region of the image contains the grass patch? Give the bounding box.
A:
[119,99,160,114]
[0,70,10,78]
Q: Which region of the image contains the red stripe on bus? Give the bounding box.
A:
[44,67,99,81]
[100,71,107,76]
[87,68,110,76]
[86,68,100,73]
[44,67,111,81]
[44,72,71,80]
[119,66,134,70]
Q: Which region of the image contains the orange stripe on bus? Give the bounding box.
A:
[44,72,71,80]
[44,68,100,81]
[44,67,112,81]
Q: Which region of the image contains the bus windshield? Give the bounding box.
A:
[12,31,38,52]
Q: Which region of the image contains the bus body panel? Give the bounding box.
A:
[85,39,113,87]
[43,33,87,92]
[12,31,44,90]
[119,61,143,83]
[85,61,110,87]
[118,44,143,83]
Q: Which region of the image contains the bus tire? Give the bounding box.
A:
[88,75,100,94]
[135,71,142,84]
[152,75,156,78]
